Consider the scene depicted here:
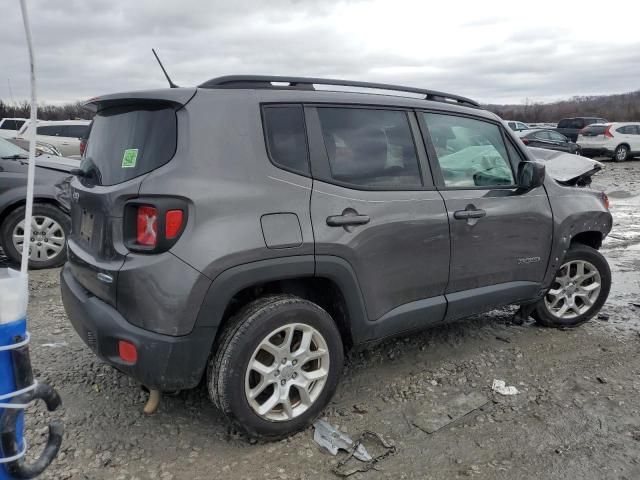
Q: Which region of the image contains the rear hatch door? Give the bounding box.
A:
[577,125,608,146]
[67,89,195,305]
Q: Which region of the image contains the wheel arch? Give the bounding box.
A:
[571,230,603,250]
[195,255,369,353]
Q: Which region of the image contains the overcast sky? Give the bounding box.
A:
[2,0,639,105]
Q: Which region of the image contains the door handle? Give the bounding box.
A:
[326,214,370,227]
[453,208,486,220]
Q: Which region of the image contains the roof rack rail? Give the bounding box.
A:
[198,75,480,108]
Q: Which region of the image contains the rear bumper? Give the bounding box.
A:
[60,263,215,391]
[579,147,614,158]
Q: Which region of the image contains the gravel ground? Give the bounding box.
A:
[10,159,640,479]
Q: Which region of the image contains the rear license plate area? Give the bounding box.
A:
[80,209,95,243]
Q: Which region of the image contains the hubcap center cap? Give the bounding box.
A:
[280,364,296,381]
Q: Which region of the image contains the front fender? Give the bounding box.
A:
[543,182,612,289]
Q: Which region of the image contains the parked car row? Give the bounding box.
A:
[505,116,639,161]
[577,122,640,161]
[0,117,91,157]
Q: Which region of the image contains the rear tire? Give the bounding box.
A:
[613,144,629,162]
[0,203,69,269]
[534,244,611,328]
[208,295,344,439]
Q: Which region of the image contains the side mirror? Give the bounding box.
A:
[517,161,545,190]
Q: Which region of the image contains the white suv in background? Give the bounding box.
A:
[15,120,91,157]
[0,118,28,139]
[577,122,640,161]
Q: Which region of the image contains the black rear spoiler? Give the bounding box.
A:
[83,88,197,113]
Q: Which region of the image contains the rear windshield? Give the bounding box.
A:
[83,105,177,186]
[582,125,607,135]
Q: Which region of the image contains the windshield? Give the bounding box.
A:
[84,104,177,186]
[0,137,28,157]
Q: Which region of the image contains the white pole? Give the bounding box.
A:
[18,0,37,278]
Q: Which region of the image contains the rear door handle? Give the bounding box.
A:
[453,208,486,220]
[326,214,370,227]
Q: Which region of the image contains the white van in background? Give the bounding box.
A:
[16,120,91,157]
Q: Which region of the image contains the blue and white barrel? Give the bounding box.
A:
[0,269,28,480]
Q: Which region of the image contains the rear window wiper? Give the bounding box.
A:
[1,154,28,160]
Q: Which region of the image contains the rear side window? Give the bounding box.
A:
[317,108,421,188]
[423,113,515,188]
[83,105,177,186]
[557,119,571,128]
[262,105,309,175]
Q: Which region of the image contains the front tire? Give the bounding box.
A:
[208,295,344,439]
[534,244,611,327]
[613,144,629,162]
[0,203,69,269]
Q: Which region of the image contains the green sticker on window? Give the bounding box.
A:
[122,149,138,168]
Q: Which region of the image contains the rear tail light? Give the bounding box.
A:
[136,206,158,246]
[125,199,187,253]
[521,138,530,145]
[601,192,610,210]
[79,139,87,156]
[165,210,184,239]
[604,126,614,138]
[118,340,138,363]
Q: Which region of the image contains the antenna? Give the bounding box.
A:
[152,48,179,88]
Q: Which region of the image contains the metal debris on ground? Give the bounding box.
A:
[491,379,519,396]
[331,430,397,477]
[313,420,371,461]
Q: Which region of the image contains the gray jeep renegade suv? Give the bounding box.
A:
[61,76,612,438]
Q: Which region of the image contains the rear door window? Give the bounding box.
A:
[262,105,310,175]
[316,107,422,188]
[83,105,177,186]
[423,113,515,188]
[548,131,567,142]
[37,125,65,136]
[535,131,551,140]
[557,119,571,129]
[63,125,90,138]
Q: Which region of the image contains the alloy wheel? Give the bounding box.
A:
[245,323,330,422]
[544,260,601,319]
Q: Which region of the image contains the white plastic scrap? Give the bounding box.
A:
[313,420,372,461]
[491,379,519,396]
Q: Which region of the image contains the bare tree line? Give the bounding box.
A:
[486,90,640,123]
[0,99,93,121]
[2,89,640,124]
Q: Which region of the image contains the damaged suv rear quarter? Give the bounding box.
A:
[61,76,613,439]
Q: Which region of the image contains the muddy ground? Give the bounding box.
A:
[8,159,640,479]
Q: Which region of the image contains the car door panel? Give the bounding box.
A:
[306,105,451,324]
[441,188,553,292]
[312,183,450,320]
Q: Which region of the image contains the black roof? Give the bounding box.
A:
[199,75,479,108]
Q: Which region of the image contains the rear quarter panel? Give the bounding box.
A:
[139,89,315,280]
